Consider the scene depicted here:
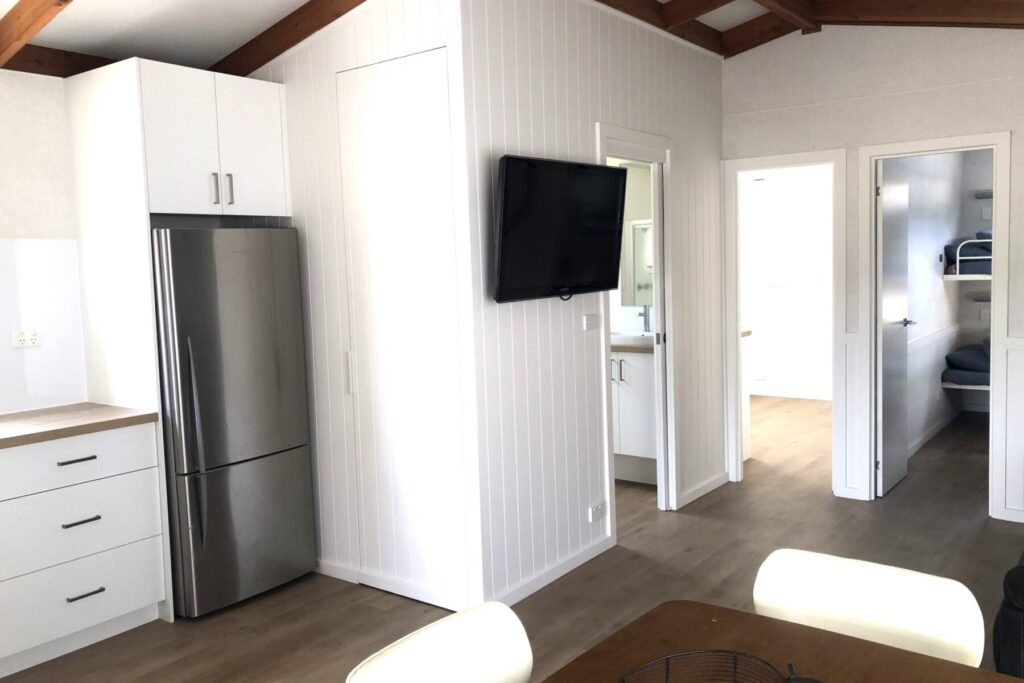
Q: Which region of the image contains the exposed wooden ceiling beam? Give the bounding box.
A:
[754,0,818,31]
[668,19,725,54]
[663,0,733,30]
[594,0,725,55]
[210,0,365,76]
[597,0,668,28]
[3,43,111,77]
[0,0,74,67]
[814,0,1024,26]
[721,12,799,57]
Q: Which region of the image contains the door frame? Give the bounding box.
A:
[723,149,847,483]
[596,122,677,511]
[860,132,1011,514]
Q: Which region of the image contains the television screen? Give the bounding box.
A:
[494,155,627,303]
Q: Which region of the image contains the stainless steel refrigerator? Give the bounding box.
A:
[153,227,316,617]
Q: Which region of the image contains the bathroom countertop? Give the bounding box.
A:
[0,402,158,449]
[611,343,654,354]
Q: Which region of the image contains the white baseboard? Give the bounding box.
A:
[316,559,359,584]
[675,471,730,509]
[493,536,616,606]
[356,570,466,612]
[0,605,158,678]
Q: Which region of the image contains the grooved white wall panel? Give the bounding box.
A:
[723,25,1021,518]
[460,0,724,601]
[252,0,472,591]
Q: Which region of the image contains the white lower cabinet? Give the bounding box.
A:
[0,422,165,673]
[0,536,164,659]
[610,351,656,460]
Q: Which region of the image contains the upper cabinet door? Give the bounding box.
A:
[140,61,222,214]
[214,74,290,217]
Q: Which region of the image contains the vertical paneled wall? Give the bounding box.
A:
[460,0,725,601]
[252,0,462,582]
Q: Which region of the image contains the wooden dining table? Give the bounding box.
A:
[544,601,1015,682]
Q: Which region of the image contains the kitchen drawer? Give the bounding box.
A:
[0,424,157,501]
[0,468,162,581]
[0,535,164,659]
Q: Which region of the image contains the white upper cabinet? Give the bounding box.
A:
[140,60,222,215]
[215,74,289,217]
[139,60,289,216]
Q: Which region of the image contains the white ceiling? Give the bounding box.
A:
[697,0,769,31]
[2,0,308,68]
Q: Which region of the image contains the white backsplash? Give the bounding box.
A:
[0,239,87,413]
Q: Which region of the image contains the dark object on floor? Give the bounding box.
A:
[993,565,1024,678]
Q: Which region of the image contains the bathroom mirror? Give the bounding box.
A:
[622,219,654,306]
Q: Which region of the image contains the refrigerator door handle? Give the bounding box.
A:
[186,336,209,546]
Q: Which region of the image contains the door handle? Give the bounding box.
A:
[212,172,221,205]
[66,586,106,603]
[226,173,235,205]
[900,318,917,327]
[619,359,625,382]
[610,358,617,382]
[57,454,97,467]
[62,514,102,530]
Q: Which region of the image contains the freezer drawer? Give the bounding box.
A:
[173,446,315,617]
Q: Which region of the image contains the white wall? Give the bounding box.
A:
[0,72,77,240]
[0,239,87,413]
[739,164,832,400]
[723,26,1023,516]
[900,153,965,454]
[461,0,724,601]
[610,162,653,335]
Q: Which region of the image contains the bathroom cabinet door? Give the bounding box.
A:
[611,353,622,455]
[617,352,656,460]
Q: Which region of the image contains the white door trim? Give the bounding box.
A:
[722,149,847,485]
[596,122,677,511]
[858,132,1013,518]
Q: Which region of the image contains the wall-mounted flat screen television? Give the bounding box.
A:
[493,155,627,303]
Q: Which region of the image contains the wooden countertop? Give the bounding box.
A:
[611,343,654,354]
[0,402,158,449]
[546,600,1011,682]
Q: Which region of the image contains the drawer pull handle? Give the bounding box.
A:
[62,514,102,530]
[66,586,106,603]
[57,455,97,467]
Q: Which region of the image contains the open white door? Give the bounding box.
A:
[876,158,911,496]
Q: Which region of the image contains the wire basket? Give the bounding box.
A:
[620,650,788,683]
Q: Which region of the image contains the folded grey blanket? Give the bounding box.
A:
[947,344,990,372]
[942,368,990,386]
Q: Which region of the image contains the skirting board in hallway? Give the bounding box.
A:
[9,399,1022,680]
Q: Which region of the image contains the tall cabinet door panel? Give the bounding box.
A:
[617,352,656,460]
[337,48,468,609]
[140,60,222,215]
[215,74,289,217]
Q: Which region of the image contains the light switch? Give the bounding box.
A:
[582,313,601,331]
[982,207,993,221]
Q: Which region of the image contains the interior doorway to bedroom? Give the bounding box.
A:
[874,148,994,499]
[732,163,835,487]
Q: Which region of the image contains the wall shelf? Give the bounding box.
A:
[943,274,992,282]
[942,382,990,392]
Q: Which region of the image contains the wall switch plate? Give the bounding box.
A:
[582,313,601,331]
[982,207,993,221]
[981,308,991,324]
[588,501,607,523]
[11,329,41,348]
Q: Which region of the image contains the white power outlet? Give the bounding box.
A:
[587,501,607,523]
[11,329,42,348]
[582,313,601,331]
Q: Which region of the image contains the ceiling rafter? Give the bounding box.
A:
[814,0,1024,26]
[754,0,818,31]
[4,43,111,77]
[722,12,799,57]
[0,0,74,67]
[663,0,733,30]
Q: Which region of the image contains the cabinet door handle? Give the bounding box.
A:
[226,173,235,205]
[57,455,97,467]
[610,358,617,381]
[66,586,106,603]
[212,172,221,205]
[619,359,625,382]
[62,514,102,530]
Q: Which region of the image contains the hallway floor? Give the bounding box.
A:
[11,398,1020,681]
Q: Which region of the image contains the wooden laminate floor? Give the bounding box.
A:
[13,398,1021,681]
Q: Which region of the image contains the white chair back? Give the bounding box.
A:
[346,601,533,683]
[753,548,984,667]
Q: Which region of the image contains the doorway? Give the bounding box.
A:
[597,124,675,512]
[874,148,995,498]
[724,150,845,484]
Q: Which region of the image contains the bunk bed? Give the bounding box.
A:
[944,231,992,281]
[941,338,990,391]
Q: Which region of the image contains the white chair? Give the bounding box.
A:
[753,548,984,667]
[346,601,533,683]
